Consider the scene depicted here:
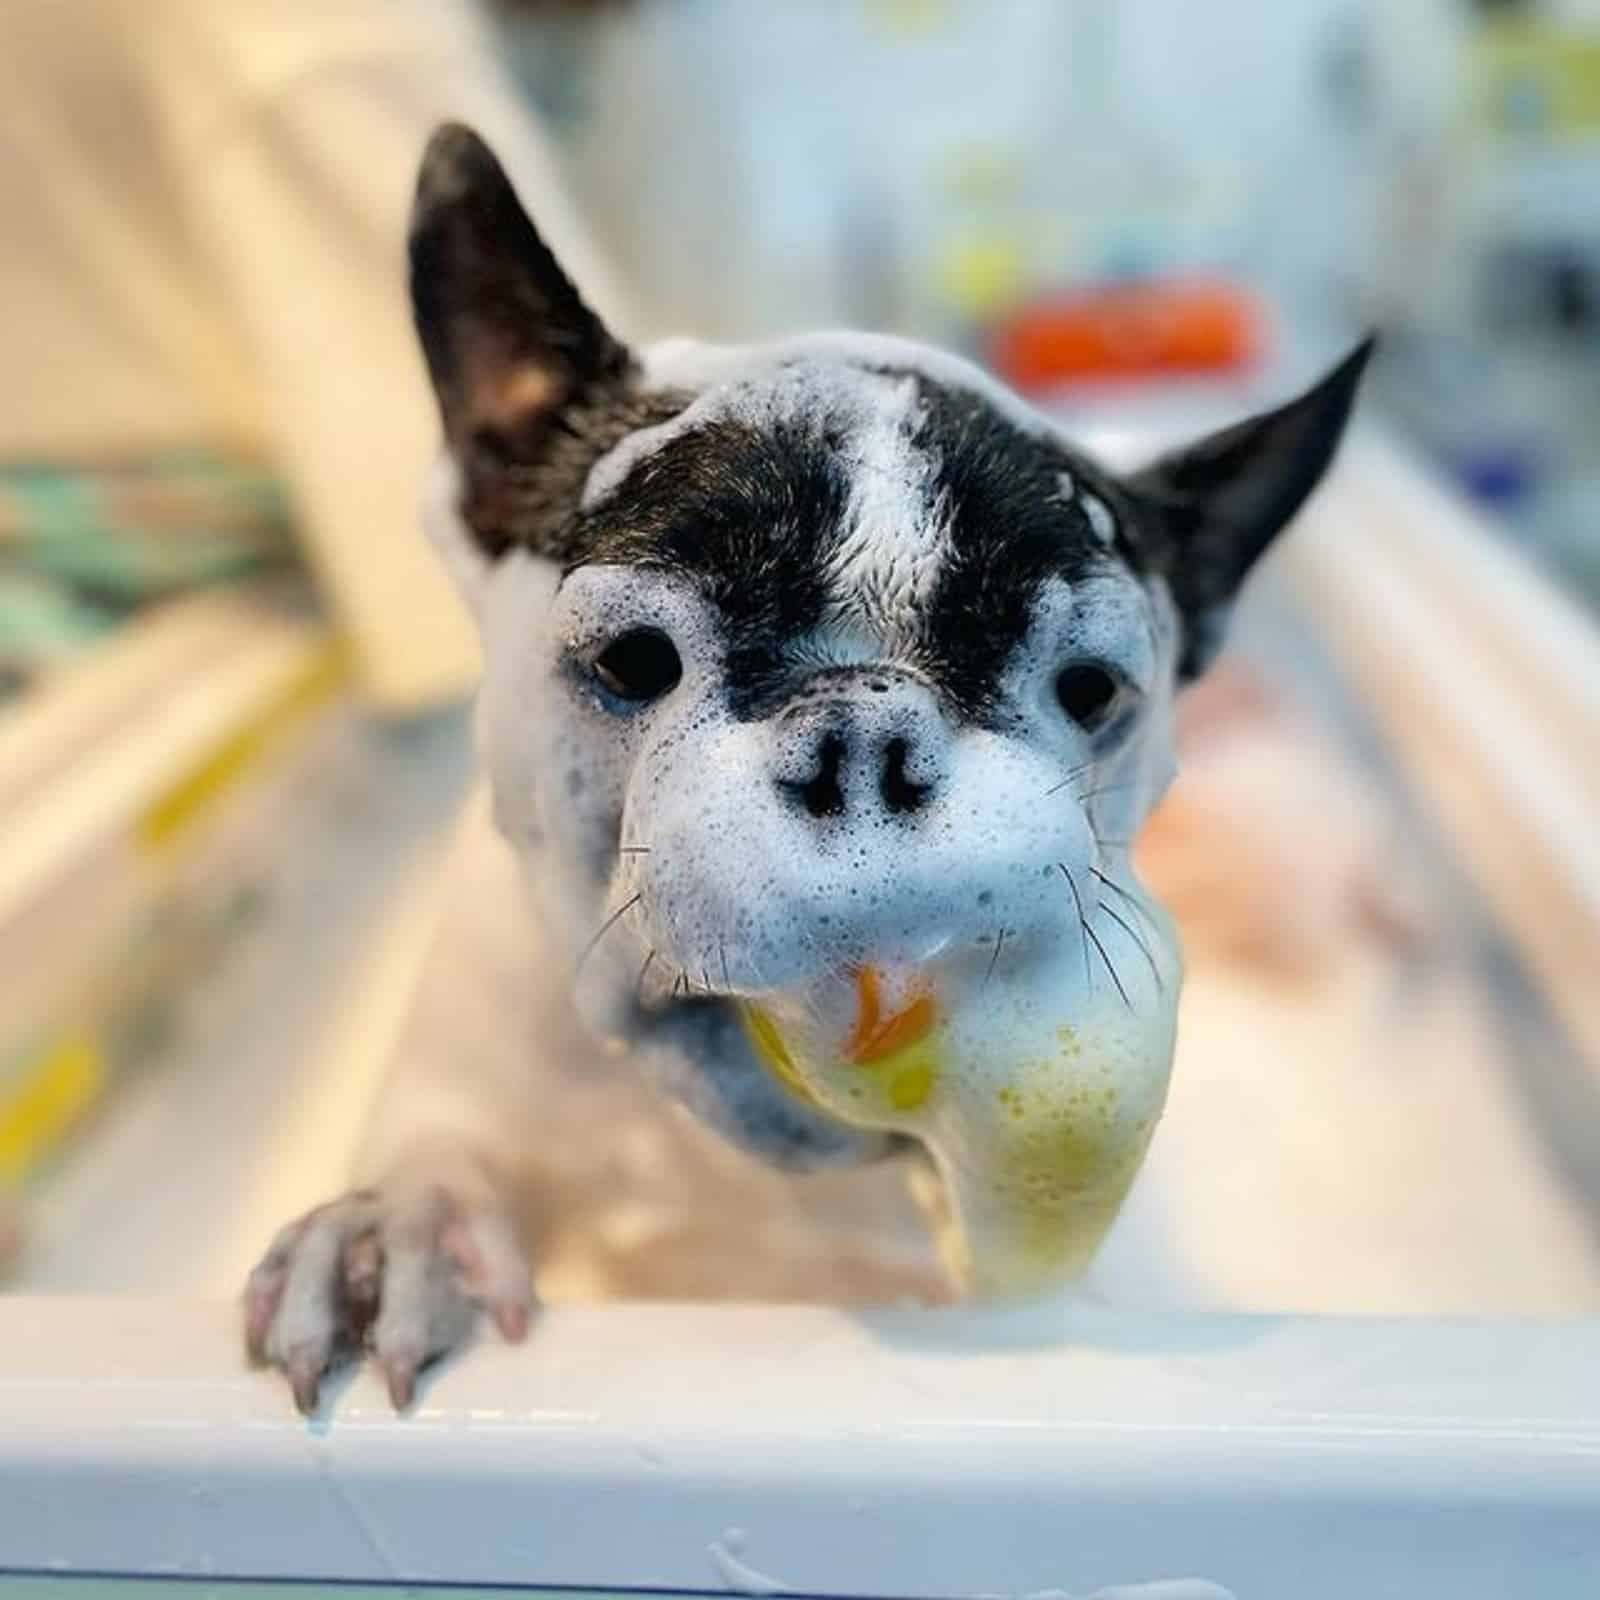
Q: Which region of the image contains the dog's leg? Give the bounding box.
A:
[244,789,553,1413]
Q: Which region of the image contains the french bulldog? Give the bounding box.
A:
[244,124,1370,1412]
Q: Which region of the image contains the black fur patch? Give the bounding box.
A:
[409,128,1364,690]
[456,364,1141,721]
[905,378,1134,719]
[576,415,853,717]
[459,386,690,559]
[558,365,1136,721]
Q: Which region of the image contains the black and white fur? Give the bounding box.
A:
[245,126,1371,1411]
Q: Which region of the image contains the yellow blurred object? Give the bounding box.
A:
[1474,20,1600,139]
[937,234,1029,321]
[860,0,950,41]
[137,642,348,853]
[0,592,354,1196]
[0,1032,106,1187]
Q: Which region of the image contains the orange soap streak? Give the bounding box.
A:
[845,966,938,1065]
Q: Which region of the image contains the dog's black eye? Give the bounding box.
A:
[592,628,682,704]
[1055,661,1122,731]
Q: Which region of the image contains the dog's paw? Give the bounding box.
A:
[243,1186,533,1414]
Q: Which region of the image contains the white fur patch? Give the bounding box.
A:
[422,453,493,613]
[823,370,950,634]
[790,617,883,670]
[1057,468,1118,549]
[1083,491,1118,547]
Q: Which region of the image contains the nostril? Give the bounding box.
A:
[882,736,933,815]
[792,730,847,820]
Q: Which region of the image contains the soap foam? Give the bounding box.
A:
[749,880,1182,1296]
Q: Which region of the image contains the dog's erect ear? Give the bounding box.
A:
[410,123,632,558]
[1125,338,1374,677]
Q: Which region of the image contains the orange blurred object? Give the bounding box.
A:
[1133,660,1429,979]
[989,279,1264,392]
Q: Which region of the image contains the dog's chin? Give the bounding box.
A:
[625,784,1099,1012]
[625,863,1088,1021]
[636,918,1031,1030]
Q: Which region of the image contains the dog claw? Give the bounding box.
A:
[288,1352,325,1416]
[243,1299,273,1366]
[383,1354,420,1411]
[494,1301,532,1342]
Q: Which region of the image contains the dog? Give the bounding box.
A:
[244,124,1370,1412]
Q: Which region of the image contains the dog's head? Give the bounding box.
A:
[410,126,1368,1158]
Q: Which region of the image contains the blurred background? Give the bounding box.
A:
[1,0,1597,1316]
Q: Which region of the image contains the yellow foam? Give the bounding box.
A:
[888,1057,938,1112]
[741,1003,819,1108]
[740,878,1182,1298]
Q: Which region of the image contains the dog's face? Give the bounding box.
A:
[410,127,1368,1165]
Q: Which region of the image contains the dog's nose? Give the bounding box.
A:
[773,672,945,823]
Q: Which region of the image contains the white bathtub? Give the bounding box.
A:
[2,430,1598,1598]
[2,1294,1597,1600]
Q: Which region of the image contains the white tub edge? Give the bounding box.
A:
[1,1297,1596,1598]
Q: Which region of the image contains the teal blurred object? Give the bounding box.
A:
[0,453,295,601]
[0,571,116,701]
